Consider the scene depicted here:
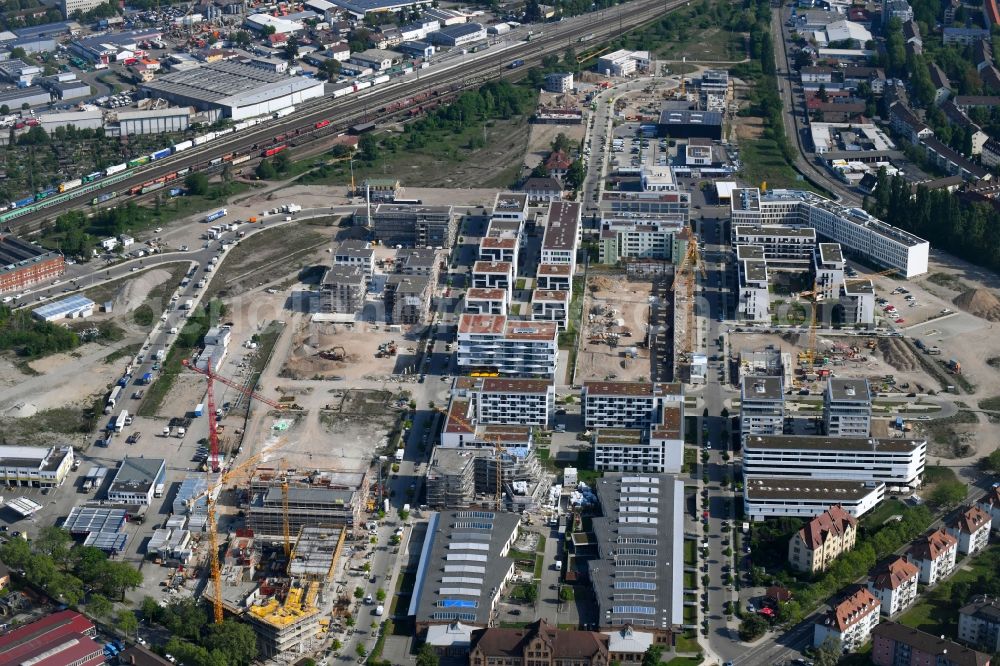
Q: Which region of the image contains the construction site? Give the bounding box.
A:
[279,320,409,381]
[425,443,550,511]
[576,275,657,382]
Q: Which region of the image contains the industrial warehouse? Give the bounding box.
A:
[138,61,325,120]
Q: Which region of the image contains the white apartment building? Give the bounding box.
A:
[841,279,877,325]
[906,528,958,586]
[742,435,926,489]
[813,587,881,652]
[530,289,570,331]
[581,381,684,430]
[958,597,1000,654]
[814,243,876,325]
[472,260,514,290]
[731,224,817,271]
[598,217,686,264]
[540,201,581,265]
[0,445,74,488]
[492,192,529,225]
[824,378,872,437]
[977,485,1000,531]
[479,235,519,267]
[740,375,785,436]
[464,287,509,316]
[536,263,573,291]
[743,477,885,521]
[593,403,684,473]
[456,314,558,378]
[736,246,771,322]
[445,376,555,434]
[867,557,919,617]
[814,242,846,300]
[333,239,375,281]
[730,188,930,277]
[946,505,992,556]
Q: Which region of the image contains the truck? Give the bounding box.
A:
[280,203,302,214]
[394,448,404,462]
[204,209,228,223]
[154,483,165,498]
[105,386,122,413]
[141,372,153,385]
[194,403,204,417]
[114,410,129,433]
[182,299,194,310]
[155,349,166,361]
[117,374,131,388]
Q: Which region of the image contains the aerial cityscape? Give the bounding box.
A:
[0,0,999,665]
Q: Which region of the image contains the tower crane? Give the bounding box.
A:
[676,231,705,361]
[182,359,287,473]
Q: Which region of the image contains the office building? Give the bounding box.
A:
[813,587,881,652]
[541,201,581,265]
[469,620,609,665]
[824,378,872,437]
[788,504,858,573]
[0,234,65,294]
[873,622,991,666]
[588,473,684,643]
[730,188,930,277]
[139,61,324,121]
[0,610,103,666]
[600,191,691,221]
[371,203,455,248]
[319,266,366,315]
[731,224,817,272]
[742,435,926,489]
[655,109,723,140]
[332,240,375,281]
[107,457,165,505]
[0,444,74,488]
[946,505,992,556]
[60,0,107,15]
[906,527,958,585]
[582,381,684,430]
[409,510,520,631]
[867,557,919,617]
[596,49,649,77]
[740,376,785,436]
[958,596,1000,654]
[491,192,529,224]
[456,314,558,378]
[744,477,884,521]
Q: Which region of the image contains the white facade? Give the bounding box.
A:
[813,588,881,652]
[540,201,581,265]
[598,217,685,264]
[464,288,508,316]
[730,188,930,277]
[743,477,884,521]
[740,376,785,436]
[456,314,558,378]
[0,445,74,488]
[530,290,570,331]
[906,528,958,586]
[597,49,648,77]
[824,378,872,437]
[736,248,771,322]
[593,428,684,474]
[470,377,555,427]
[742,435,926,489]
[581,381,684,430]
[867,558,919,617]
[946,506,992,556]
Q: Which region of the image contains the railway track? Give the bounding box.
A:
[8,0,683,233]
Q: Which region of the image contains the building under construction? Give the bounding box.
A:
[245,468,369,541]
[241,526,346,657]
[426,439,548,510]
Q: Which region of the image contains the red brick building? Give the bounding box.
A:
[0,234,64,294]
[0,610,105,666]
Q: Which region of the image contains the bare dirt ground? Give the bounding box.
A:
[524,120,588,170]
[576,276,653,382]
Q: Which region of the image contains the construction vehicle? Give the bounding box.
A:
[375,340,398,358]
[947,359,962,374]
[182,359,287,472]
[320,346,347,361]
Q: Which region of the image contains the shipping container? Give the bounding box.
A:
[372,74,390,85]
[92,192,118,205]
[106,386,122,413]
[59,178,83,193]
[349,121,376,134]
[150,148,172,160]
[105,163,127,176]
[173,140,194,152]
[35,187,57,201]
[142,181,164,194]
[273,106,295,118]
[194,403,204,417]
[263,145,287,157]
[315,119,331,129]
[13,196,35,208]
[83,171,103,183]
[204,209,228,223]
[127,156,150,168]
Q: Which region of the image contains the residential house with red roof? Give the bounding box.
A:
[867,557,919,617]
[788,504,858,573]
[813,587,881,652]
[906,527,958,585]
[946,505,992,556]
[469,619,610,666]
[976,485,1000,532]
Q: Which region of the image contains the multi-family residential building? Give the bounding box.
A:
[742,435,926,489]
[740,376,785,436]
[788,504,858,573]
[371,203,455,248]
[530,289,570,331]
[540,201,581,265]
[593,402,684,473]
[479,235,519,267]
[824,378,872,437]
[872,622,991,666]
[814,242,845,298]
[729,188,930,277]
[536,263,573,291]
[472,260,513,291]
[598,217,686,264]
[867,557,919,617]
[600,190,690,222]
[447,376,555,429]
[976,485,1000,531]
[744,478,885,521]
[731,224,817,271]
[332,239,375,281]
[813,587,881,652]
[906,527,958,585]
[384,274,432,325]
[468,619,610,666]
[736,245,771,322]
[946,505,992,556]
[456,314,559,378]
[581,381,684,430]
[492,192,529,225]
[958,596,1000,654]
[464,287,508,316]
[319,266,366,315]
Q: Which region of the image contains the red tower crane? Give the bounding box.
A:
[182,359,286,472]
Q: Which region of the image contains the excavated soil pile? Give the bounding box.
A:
[877,337,920,372]
[953,288,1000,321]
[589,276,616,292]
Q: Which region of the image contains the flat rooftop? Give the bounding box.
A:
[543,202,581,250]
[735,245,765,260]
[818,242,844,264]
[465,287,507,300]
[537,263,572,276]
[741,376,783,401]
[744,477,884,501]
[140,60,321,108]
[459,313,507,336]
[0,444,69,472]
[733,224,818,240]
[653,403,683,440]
[744,435,924,453]
[322,265,365,286]
[493,192,528,213]
[827,378,871,402]
[741,259,768,283]
[479,377,553,394]
[109,457,164,494]
[532,289,569,302]
[594,428,644,446]
[473,260,512,274]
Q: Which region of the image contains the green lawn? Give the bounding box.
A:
[861,499,906,528]
[682,605,697,623]
[674,631,701,653]
[739,136,817,193]
[923,465,958,484]
[900,544,1000,635]
[664,656,702,666]
[683,571,697,589]
[684,539,697,566]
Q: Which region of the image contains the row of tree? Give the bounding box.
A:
[141,597,259,666]
[0,304,80,358]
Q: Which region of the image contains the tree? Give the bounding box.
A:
[738,614,768,642]
[117,610,139,639]
[256,159,277,180]
[929,480,966,508]
[984,448,1000,473]
[356,643,367,658]
[141,596,163,624]
[399,508,410,521]
[0,535,32,569]
[359,133,379,162]
[376,588,387,602]
[814,636,842,666]
[204,620,258,665]
[559,586,575,601]
[100,560,143,600]
[331,639,343,651]
[564,159,586,190]
[551,132,573,154]
[641,645,665,666]
[817,83,828,102]
[523,583,538,604]
[530,163,550,178]
[416,643,440,666]
[354,586,365,599]
[87,593,113,621]
[185,172,209,196]
[321,58,342,81]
